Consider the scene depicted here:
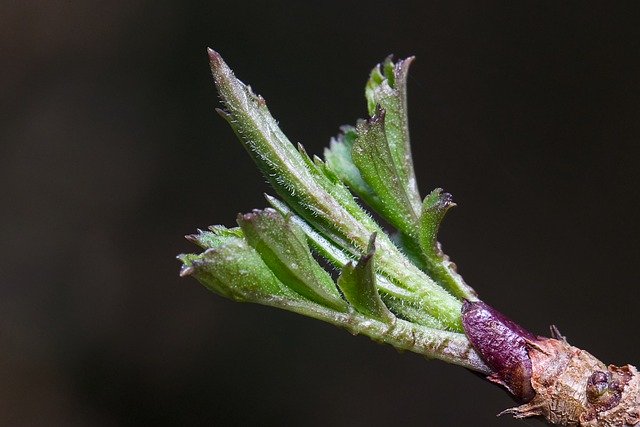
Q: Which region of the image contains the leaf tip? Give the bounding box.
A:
[207,47,222,66]
[370,104,386,124]
[366,232,377,255]
[179,265,195,277]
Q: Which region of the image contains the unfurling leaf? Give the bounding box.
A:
[418,188,456,259]
[324,126,383,212]
[365,56,421,216]
[179,236,298,302]
[337,234,395,323]
[237,208,348,312]
[353,107,420,236]
[417,188,477,300]
[208,48,463,330]
[185,225,243,249]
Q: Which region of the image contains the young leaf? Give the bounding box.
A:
[209,49,463,330]
[419,189,477,300]
[179,235,488,373]
[337,234,395,323]
[267,195,448,329]
[266,194,354,267]
[390,231,430,272]
[179,236,299,302]
[208,48,375,255]
[353,107,420,236]
[419,188,455,258]
[185,225,243,249]
[237,208,348,312]
[324,126,384,213]
[382,297,447,329]
[365,56,421,215]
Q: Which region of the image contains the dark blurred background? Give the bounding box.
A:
[2,1,640,425]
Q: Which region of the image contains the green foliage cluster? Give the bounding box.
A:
[178,50,489,372]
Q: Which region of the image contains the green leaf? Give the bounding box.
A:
[390,230,430,271]
[419,188,456,258]
[179,233,487,372]
[208,49,463,330]
[418,189,477,300]
[324,126,384,212]
[208,49,375,255]
[180,236,487,371]
[178,236,299,302]
[265,194,355,266]
[337,234,395,323]
[382,296,447,329]
[353,107,420,236]
[185,225,243,249]
[177,51,499,373]
[237,208,348,312]
[267,196,446,329]
[364,56,421,216]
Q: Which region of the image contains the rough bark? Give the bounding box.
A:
[462,301,639,426]
[505,337,640,426]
